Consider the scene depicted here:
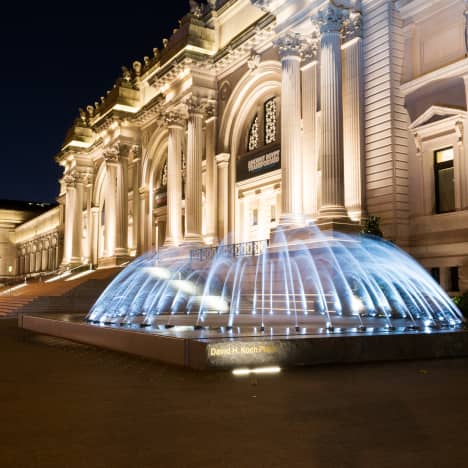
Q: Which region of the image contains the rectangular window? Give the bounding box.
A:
[270,205,276,222]
[450,266,460,292]
[430,267,440,284]
[434,147,455,214]
[252,208,258,226]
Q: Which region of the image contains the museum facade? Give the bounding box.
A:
[8,0,468,294]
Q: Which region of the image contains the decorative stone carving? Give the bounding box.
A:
[64,175,76,188]
[301,36,320,64]
[274,32,302,58]
[189,0,207,18]
[220,81,231,102]
[103,143,130,164]
[250,0,280,13]
[185,96,207,117]
[315,4,348,34]
[164,111,185,128]
[247,50,261,72]
[131,144,142,161]
[342,11,363,41]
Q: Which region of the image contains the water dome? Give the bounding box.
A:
[87,225,464,334]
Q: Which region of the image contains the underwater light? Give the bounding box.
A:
[232,366,281,376]
[144,266,171,280]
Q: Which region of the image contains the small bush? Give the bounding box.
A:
[453,293,468,318]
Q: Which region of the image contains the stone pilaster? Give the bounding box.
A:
[275,32,304,226]
[315,5,354,229]
[164,112,185,247]
[216,153,230,242]
[184,98,205,244]
[343,10,366,221]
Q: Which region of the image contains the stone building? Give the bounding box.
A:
[0,200,57,281]
[10,0,468,294]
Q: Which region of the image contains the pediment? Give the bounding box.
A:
[409,105,467,130]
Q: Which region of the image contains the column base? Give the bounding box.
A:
[182,235,205,246]
[315,217,361,234]
[278,213,307,229]
[98,255,130,268]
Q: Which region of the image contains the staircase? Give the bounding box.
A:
[0,268,121,319]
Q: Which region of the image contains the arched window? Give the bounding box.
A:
[246,97,278,152]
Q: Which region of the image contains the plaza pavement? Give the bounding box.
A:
[0,318,467,468]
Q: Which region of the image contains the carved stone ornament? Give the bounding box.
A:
[247,50,261,72]
[103,143,130,164]
[72,170,92,185]
[186,96,206,117]
[64,175,76,188]
[315,4,348,34]
[342,11,363,41]
[189,0,207,19]
[250,0,281,13]
[164,111,185,128]
[131,144,142,161]
[301,35,319,64]
[274,32,302,59]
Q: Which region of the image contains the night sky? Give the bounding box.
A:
[0,1,188,203]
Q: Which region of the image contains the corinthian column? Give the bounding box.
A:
[205,105,217,244]
[275,32,304,226]
[72,171,86,262]
[216,153,230,242]
[164,112,184,246]
[316,5,351,226]
[184,98,204,244]
[63,175,76,265]
[104,144,129,259]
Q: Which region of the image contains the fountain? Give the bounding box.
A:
[87,224,464,335]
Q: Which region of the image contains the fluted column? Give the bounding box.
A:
[104,155,117,257]
[104,144,129,258]
[301,39,319,218]
[63,176,76,265]
[205,106,217,244]
[90,206,99,266]
[131,146,141,254]
[164,113,184,247]
[275,33,304,226]
[343,11,366,221]
[316,5,350,223]
[216,153,230,242]
[184,98,204,244]
[72,174,84,262]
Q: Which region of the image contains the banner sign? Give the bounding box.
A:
[236,146,281,182]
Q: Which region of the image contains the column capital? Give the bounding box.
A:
[301,35,320,66]
[215,153,230,166]
[274,32,302,59]
[103,143,131,165]
[164,111,185,129]
[314,4,348,35]
[63,175,76,189]
[130,144,142,161]
[342,11,363,42]
[185,96,209,118]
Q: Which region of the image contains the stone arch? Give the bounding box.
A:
[218,61,281,237]
[219,61,281,155]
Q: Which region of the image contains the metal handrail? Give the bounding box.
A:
[191,239,269,262]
